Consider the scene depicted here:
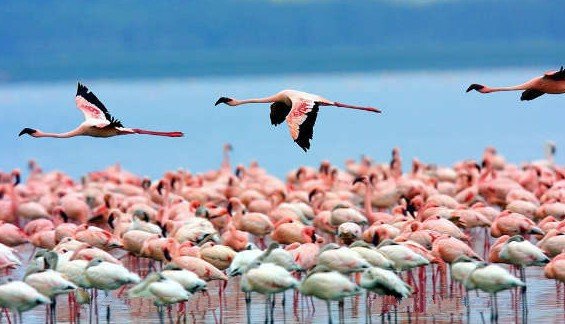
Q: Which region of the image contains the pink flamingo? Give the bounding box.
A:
[215,90,380,151]
[19,83,184,138]
[466,66,565,101]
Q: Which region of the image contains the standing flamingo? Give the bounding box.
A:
[19,83,184,138]
[466,66,565,101]
[214,90,381,151]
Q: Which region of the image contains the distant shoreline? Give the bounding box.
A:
[1,42,561,84]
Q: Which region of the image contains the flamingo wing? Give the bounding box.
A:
[269,102,292,126]
[543,66,565,81]
[75,83,124,128]
[520,89,545,101]
[285,98,320,152]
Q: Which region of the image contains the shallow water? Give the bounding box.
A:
[0,67,563,180]
[6,229,565,324]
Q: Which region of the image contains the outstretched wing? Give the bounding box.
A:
[75,83,124,128]
[285,98,320,152]
[543,66,565,81]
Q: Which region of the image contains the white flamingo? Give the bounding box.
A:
[215,90,380,151]
[19,83,183,139]
[498,235,550,286]
[0,281,50,323]
[299,266,361,324]
[464,263,525,321]
[377,240,430,272]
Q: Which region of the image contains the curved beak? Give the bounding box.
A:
[19,128,37,137]
[215,97,233,106]
[466,84,485,93]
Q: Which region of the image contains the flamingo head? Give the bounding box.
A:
[466,84,487,93]
[352,176,369,186]
[215,97,234,106]
[18,128,37,137]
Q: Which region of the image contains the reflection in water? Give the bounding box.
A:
[8,229,565,324]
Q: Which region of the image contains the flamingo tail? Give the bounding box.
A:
[132,129,184,137]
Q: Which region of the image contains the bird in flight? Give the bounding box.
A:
[19,83,184,139]
[215,89,381,151]
[466,66,565,101]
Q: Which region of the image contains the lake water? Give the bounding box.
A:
[0,67,563,179]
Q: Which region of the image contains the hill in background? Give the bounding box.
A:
[0,0,562,82]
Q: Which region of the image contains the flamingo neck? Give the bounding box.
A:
[34,130,78,138]
[483,84,529,93]
[235,97,276,105]
[363,183,374,221]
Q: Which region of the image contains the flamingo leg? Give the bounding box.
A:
[264,295,269,324]
[270,294,276,324]
[245,292,251,324]
[326,301,333,324]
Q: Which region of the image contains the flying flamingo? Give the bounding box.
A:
[19,83,184,138]
[214,90,381,151]
[466,66,565,101]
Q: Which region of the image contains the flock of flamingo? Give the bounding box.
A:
[0,66,563,323]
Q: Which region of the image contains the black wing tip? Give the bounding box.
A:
[296,141,310,152]
[466,84,484,93]
[520,89,545,101]
[293,104,319,153]
[76,82,88,96]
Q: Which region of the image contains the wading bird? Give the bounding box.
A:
[19,83,184,139]
[466,66,565,101]
[215,90,381,151]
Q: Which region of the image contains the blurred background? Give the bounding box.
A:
[0,0,563,178]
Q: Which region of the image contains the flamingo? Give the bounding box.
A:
[349,241,395,270]
[18,83,184,139]
[360,266,412,299]
[0,281,51,323]
[466,66,565,101]
[545,252,565,283]
[128,273,191,322]
[299,266,361,324]
[24,252,77,324]
[498,235,550,287]
[316,243,371,274]
[214,90,381,151]
[360,266,412,321]
[226,249,263,277]
[241,262,298,322]
[160,264,207,294]
[464,263,525,321]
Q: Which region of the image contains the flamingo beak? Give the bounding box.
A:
[18,128,37,137]
[163,248,172,262]
[157,181,165,196]
[310,232,317,243]
[13,174,21,186]
[141,179,151,190]
[466,84,485,93]
[215,97,233,106]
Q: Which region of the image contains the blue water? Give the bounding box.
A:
[0,67,562,179]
